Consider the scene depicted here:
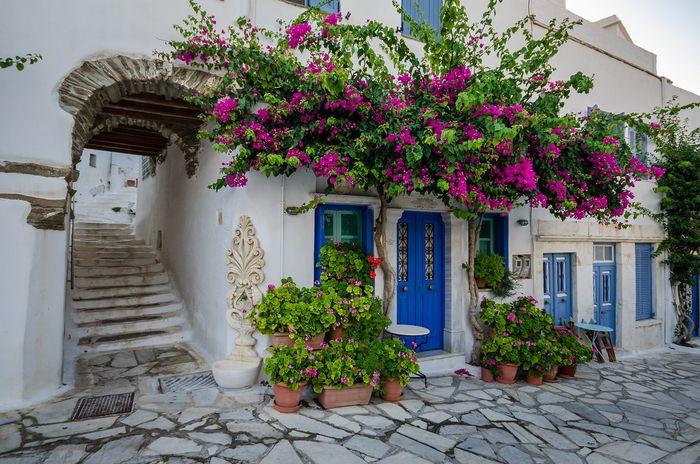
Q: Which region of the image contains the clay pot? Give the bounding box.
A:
[543,365,559,383]
[274,381,307,413]
[476,277,487,289]
[270,332,294,348]
[481,366,494,383]
[496,363,519,384]
[329,326,346,341]
[271,332,325,350]
[319,383,373,409]
[558,364,576,379]
[381,379,403,402]
[525,373,543,385]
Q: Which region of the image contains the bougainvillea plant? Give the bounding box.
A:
[165,0,665,360]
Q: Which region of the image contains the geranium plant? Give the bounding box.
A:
[309,339,380,393]
[554,326,593,365]
[319,243,375,295]
[520,338,558,377]
[377,338,420,387]
[480,336,522,367]
[264,342,318,389]
[480,296,554,340]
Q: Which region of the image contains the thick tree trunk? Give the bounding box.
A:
[466,217,485,364]
[374,189,396,315]
[673,282,693,345]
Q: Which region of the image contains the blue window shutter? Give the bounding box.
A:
[635,243,654,320]
[308,0,339,13]
[402,0,442,35]
[313,204,373,281]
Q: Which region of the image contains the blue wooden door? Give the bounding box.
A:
[691,275,699,337]
[542,253,573,325]
[397,211,445,351]
[593,262,617,343]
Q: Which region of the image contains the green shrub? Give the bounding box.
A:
[473,253,506,289]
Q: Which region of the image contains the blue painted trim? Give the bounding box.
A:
[483,213,509,268]
[313,204,373,281]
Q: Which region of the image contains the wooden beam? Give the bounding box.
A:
[84,142,160,157]
[119,95,200,111]
[100,106,202,125]
[90,132,168,149]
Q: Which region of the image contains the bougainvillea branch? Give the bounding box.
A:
[164,0,665,359]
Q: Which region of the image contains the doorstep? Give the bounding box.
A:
[417,350,479,378]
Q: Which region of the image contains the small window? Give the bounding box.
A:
[543,258,550,296]
[627,126,649,162]
[401,0,443,37]
[141,156,155,179]
[288,0,340,13]
[556,259,566,294]
[89,153,96,168]
[635,243,654,320]
[593,244,614,263]
[478,218,495,254]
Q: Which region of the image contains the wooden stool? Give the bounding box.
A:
[599,332,616,362]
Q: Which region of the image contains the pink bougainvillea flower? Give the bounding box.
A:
[212,97,238,123]
[287,22,312,48]
[507,312,516,321]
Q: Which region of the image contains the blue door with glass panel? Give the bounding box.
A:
[543,254,573,325]
[397,211,445,351]
[593,244,616,342]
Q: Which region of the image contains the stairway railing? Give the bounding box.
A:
[68,195,76,290]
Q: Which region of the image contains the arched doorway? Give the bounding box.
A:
[57,56,219,363]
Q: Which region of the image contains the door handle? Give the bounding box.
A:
[428,284,434,291]
[401,286,408,292]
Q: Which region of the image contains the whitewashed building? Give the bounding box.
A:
[1,0,699,408]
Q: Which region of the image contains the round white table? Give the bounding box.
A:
[385,324,430,387]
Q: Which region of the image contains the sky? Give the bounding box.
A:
[566,0,700,95]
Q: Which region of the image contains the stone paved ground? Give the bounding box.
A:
[1,345,699,463]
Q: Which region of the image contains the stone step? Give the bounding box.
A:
[72,302,183,324]
[75,257,159,267]
[74,251,156,259]
[75,331,188,354]
[73,231,135,239]
[73,239,144,247]
[73,263,164,277]
[75,223,132,230]
[74,273,169,289]
[74,315,185,338]
[73,292,176,310]
[72,284,172,301]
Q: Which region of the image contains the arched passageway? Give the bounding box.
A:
[57,56,219,359]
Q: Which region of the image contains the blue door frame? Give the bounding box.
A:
[543,253,573,325]
[396,211,445,351]
[593,261,617,343]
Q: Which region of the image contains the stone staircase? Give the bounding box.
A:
[68,222,188,353]
[74,188,137,224]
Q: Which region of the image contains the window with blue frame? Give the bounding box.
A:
[286,0,339,13]
[627,125,649,163]
[479,214,509,265]
[401,0,443,37]
[314,204,373,280]
[635,243,654,320]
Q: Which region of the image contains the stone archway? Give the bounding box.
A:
[58,55,220,178]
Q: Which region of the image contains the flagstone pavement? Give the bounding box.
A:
[1,345,699,464]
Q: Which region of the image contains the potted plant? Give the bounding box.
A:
[554,327,593,378]
[311,340,376,408]
[264,342,317,413]
[472,253,506,289]
[377,338,420,401]
[481,336,522,384]
[521,339,557,386]
[542,336,567,383]
[249,278,333,349]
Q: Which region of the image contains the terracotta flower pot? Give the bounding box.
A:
[329,326,345,341]
[274,381,307,413]
[558,364,576,379]
[481,366,494,383]
[270,332,325,350]
[496,363,519,384]
[381,379,403,402]
[525,373,543,385]
[476,277,487,289]
[319,383,373,409]
[270,332,294,348]
[543,365,559,383]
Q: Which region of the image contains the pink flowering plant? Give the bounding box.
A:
[318,243,374,295]
[264,341,318,389]
[480,336,523,375]
[554,326,593,365]
[166,0,667,359]
[480,296,553,340]
[249,277,335,338]
[309,339,380,393]
[520,338,559,377]
[377,338,420,387]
